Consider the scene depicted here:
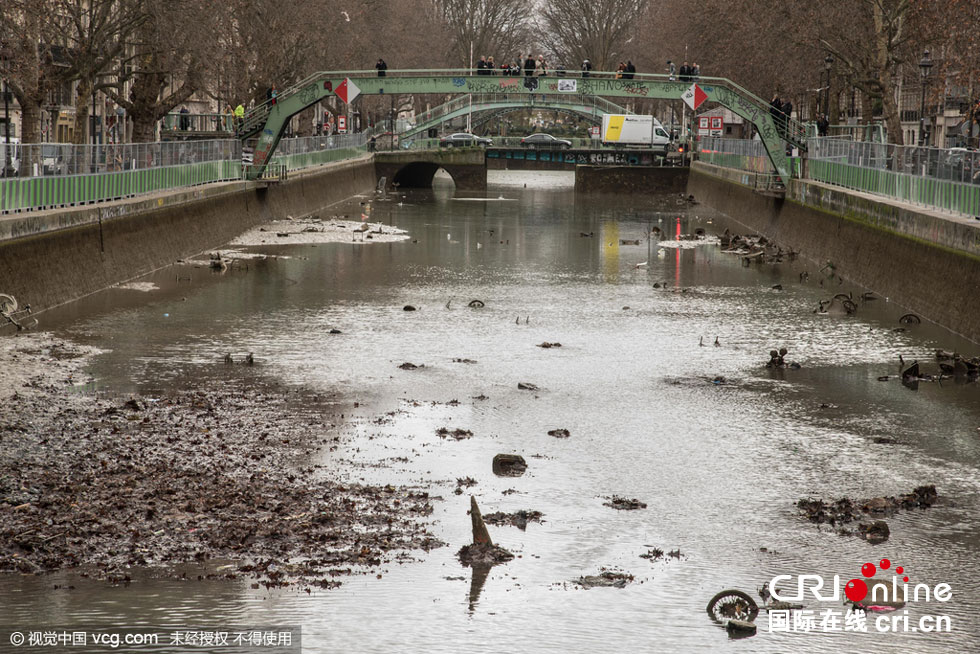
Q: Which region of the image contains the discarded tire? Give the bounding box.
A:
[899,313,921,325]
[706,589,759,623]
[468,300,485,308]
[492,454,527,477]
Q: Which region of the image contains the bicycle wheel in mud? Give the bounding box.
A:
[706,589,759,623]
[0,294,17,315]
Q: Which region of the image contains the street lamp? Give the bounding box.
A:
[823,54,833,117]
[919,49,933,146]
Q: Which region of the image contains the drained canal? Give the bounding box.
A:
[3,170,980,652]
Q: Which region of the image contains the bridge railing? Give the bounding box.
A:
[163,113,235,134]
[698,136,772,173]
[808,137,980,215]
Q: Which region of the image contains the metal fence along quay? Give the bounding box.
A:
[699,136,980,217]
[0,135,368,215]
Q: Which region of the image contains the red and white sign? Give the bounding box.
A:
[335,78,361,104]
[682,83,708,111]
[337,115,347,133]
[589,126,600,140]
[698,116,724,137]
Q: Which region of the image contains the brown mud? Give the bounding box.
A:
[0,336,443,586]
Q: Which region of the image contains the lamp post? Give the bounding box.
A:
[919,49,932,146]
[823,54,833,117]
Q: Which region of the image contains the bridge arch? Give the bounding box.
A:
[391,161,457,189]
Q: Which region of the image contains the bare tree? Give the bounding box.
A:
[436,0,533,68]
[539,0,650,72]
[47,0,145,144]
[0,0,73,148]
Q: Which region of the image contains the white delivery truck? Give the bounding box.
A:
[601,115,672,154]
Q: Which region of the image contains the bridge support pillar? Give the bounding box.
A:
[374,150,486,193]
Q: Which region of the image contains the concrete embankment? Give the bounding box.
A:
[0,155,375,315]
[689,161,980,342]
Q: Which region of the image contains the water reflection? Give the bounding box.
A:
[5,170,980,653]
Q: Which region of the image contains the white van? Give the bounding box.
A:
[600,115,672,154]
[0,137,20,177]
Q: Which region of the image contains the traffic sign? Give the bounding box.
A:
[335,78,361,104]
[682,83,707,111]
[338,115,347,133]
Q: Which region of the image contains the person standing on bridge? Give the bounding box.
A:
[487,56,496,75]
[234,103,244,131]
[537,55,547,76]
[624,61,635,79]
[376,58,387,77]
[582,59,592,77]
[524,54,536,77]
[477,55,487,75]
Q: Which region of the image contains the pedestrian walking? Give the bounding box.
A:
[375,58,387,77]
[234,103,245,131]
[179,106,190,131]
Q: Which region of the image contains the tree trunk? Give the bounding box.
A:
[73,78,93,146]
[131,112,158,143]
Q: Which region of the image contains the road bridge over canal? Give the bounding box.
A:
[237,69,808,185]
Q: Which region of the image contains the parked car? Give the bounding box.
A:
[520,133,572,149]
[439,133,492,147]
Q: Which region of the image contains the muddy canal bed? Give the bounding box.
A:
[0,337,441,586]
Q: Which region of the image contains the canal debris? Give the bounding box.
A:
[457,497,514,567]
[640,548,683,561]
[815,296,857,315]
[398,362,423,370]
[0,364,444,583]
[231,217,409,246]
[796,485,938,542]
[603,496,647,510]
[547,428,570,438]
[454,477,478,495]
[468,299,485,308]
[620,239,641,246]
[706,589,760,624]
[436,427,473,440]
[492,454,527,477]
[765,347,800,369]
[537,342,562,349]
[453,358,477,364]
[899,313,922,325]
[575,570,634,589]
[483,510,544,530]
[403,305,417,311]
[858,520,891,544]
[517,382,540,391]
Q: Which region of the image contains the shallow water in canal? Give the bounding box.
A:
[4,170,980,653]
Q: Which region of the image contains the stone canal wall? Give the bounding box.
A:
[688,161,980,342]
[0,155,375,314]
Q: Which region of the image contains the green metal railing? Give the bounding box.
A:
[808,158,980,216]
[0,134,369,214]
[0,160,242,213]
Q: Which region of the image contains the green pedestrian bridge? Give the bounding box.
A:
[237,69,808,183]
